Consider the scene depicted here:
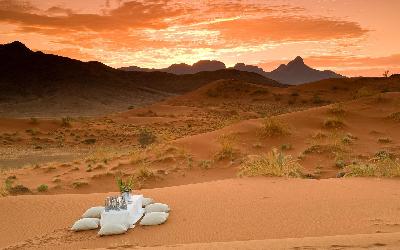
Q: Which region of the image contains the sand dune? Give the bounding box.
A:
[1,178,400,249]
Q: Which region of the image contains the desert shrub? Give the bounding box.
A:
[344,154,400,177]
[37,184,48,192]
[29,117,38,125]
[138,128,156,148]
[335,159,346,169]
[280,144,293,151]
[354,87,378,99]
[72,181,88,188]
[238,149,303,178]
[341,133,357,144]
[25,128,38,136]
[291,91,299,97]
[311,94,324,104]
[312,131,327,140]
[323,117,345,129]
[327,104,345,116]
[199,160,213,169]
[8,185,31,195]
[378,137,392,144]
[388,112,400,122]
[259,117,290,137]
[135,166,155,181]
[82,138,96,145]
[61,117,72,127]
[214,135,237,161]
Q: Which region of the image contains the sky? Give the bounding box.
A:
[0,0,399,76]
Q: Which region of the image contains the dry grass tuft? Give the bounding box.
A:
[199,160,213,169]
[238,149,303,178]
[388,112,400,122]
[259,117,290,137]
[378,137,392,144]
[214,134,238,161]
[323,117,345,129]
[327,103,346,116]
[344,152,400,177]
[72,181,88,189]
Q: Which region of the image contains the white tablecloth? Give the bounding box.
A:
[100,195,144,229]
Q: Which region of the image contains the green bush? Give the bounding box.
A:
[37,184,48,192]
[138,128,156,148]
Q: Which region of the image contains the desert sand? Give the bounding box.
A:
[1,76,400,249]
[1,178,400,249]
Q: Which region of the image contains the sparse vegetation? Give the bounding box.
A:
[354,87,378,99]
[138,128,156,148]
[8,185,31,195]
[72,181,88,188]
[323,117,345,129]
[61,117,72,127]
[378,137,392,144]
[82,138,96,145]
[238,149,303,178]
[280,144,293,151]
[37,184,48,192]
[311,94,325,104]
[327,104,345,116]
[199,160,213,169]
[259,117,290,137]
[388,112,400,122]
[214,134,237,161]
[344,152,400,177]
[29,117,38,125]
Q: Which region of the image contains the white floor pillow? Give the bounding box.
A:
[82,206,105,218]
[71,218,100,231]
[140,212,169,226]
[98,224,129,236]
[145,203,170,213]
[142,197,154,207]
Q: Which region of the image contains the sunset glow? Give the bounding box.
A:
[1,0,399,76]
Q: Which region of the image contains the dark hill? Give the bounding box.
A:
[0,41,281,117]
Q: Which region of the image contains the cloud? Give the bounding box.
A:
[207,16,368,43]
[1,0,388,76]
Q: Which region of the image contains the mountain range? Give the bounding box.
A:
[120,56,345,85]
[0,41,279,117]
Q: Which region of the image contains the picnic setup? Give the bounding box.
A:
[70,177,170,236]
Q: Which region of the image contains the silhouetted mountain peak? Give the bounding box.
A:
[0,41,32,57]
[287,56,305,67]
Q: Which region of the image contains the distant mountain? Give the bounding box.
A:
[120,60,226,75]
[122,56,344,85]
[267,56,345,85]
[0,41,280,117]
[233,56,344,85]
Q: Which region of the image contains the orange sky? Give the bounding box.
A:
[0,0,399,76]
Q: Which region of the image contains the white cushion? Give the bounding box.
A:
[100,210,130,229]
[71,218,100,231]
[140,212,169,226]
[82,206,104,218]
[142,197,154,207]
[98,224,129,236]
[145,203,170,213]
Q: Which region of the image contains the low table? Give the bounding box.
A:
[100,194,144,229]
